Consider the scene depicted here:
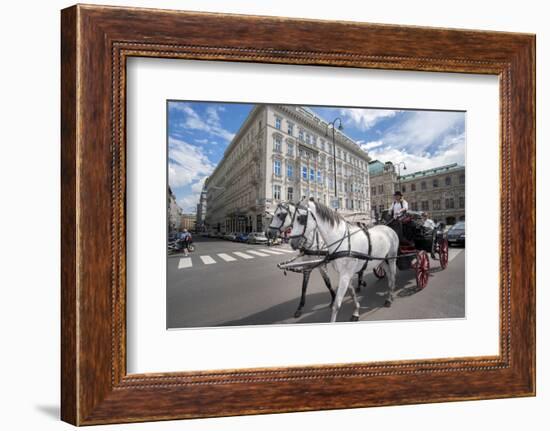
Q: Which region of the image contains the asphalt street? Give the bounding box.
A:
[167,237,465,328]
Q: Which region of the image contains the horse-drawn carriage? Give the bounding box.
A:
[372,211,449,290]
[269,200,450,322]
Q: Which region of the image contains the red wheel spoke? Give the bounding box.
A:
[415,250,430,289]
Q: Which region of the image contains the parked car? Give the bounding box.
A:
[447,221,465,247]
[236,233,249,242]
[224,232,237,241]
[247,232,268,245]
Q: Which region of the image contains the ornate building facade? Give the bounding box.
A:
[369,160,465,225]
[195,183,207,232]
[204,105,372,234]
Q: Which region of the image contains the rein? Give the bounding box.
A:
[290,204,399,271]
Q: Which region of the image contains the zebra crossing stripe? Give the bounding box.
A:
[217,253,237,262]
[247,250,269,257]
[259,248,283,255]
[233,251,254,259]
[274,248,296,254]
[178,257,192,269]
[200,255,216,265]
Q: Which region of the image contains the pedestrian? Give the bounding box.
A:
[179,229,191,256]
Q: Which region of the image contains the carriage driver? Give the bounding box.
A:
[390,190,408,219]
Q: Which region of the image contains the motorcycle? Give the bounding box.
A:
[168,235,195,254]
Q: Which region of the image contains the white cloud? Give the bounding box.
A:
[168,137,215,189]
[369,132,465,174]
[177,195,199,214]
[172,103,235,142]
[380,111,464,156]
[359,140,384,152]
[340,108,399,131]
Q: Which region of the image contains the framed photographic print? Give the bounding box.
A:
[61,4,535,425]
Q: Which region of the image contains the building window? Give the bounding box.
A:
[402,184,406,192]
[273,184,281,200]
[379,204,384,214]
[274,160,281,176]
[274,136,282,152]
[337,148,341,158]
[275,117,281,130]
[445,176,452,186]
[433,178,439,188]
[459,174,465,184]
[287,187,294,201]
[312,136,317,147]
[321,140,325,151]
[411,183,416,191]
[287,122,294,136]
[433,199,441,210]
[411,202,418,211]
[421,200,429,211]
[298,129,304,141]
[287,163,294,178]
[445,198,455,209]
[371,186,376,196]
[459,196,465,208]
[378,184,384,194]
[309,168,315,181]
[421,181,427,190]
[305,134,311,145]
[302,165,307,180]
[317,170,322,183]
[287,142,294,156]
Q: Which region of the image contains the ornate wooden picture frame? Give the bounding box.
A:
[61,4,535,425]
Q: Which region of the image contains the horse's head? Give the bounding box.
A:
[267,202,295,239]
[288,200,318,250]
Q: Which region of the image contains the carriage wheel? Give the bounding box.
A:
[438,237,449,269]
[373,263,386,279]
[415,250,430,290]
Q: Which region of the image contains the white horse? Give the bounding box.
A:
[267,202,336,317]
[290,200,399,322]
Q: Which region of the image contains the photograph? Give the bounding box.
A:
[166,101,466,328]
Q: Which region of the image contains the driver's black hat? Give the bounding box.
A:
[393,190,403,197]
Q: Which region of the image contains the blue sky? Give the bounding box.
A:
[168,101,465,212]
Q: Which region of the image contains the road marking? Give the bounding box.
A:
[178,257,192,269]
[200,255,216,265]
[259,248,284,255]
[217,253,236,262]
[247,250,269,257]
[233,251,254,259]
[274,248,296,253]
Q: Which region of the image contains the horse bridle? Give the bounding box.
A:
[271,202,299,234]
[287,204,325,251]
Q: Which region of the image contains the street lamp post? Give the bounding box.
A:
[395,161,407,192]
[325,118,344,211]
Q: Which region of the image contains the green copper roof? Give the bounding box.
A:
[400,163,463,180]
[368,160,386,175]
